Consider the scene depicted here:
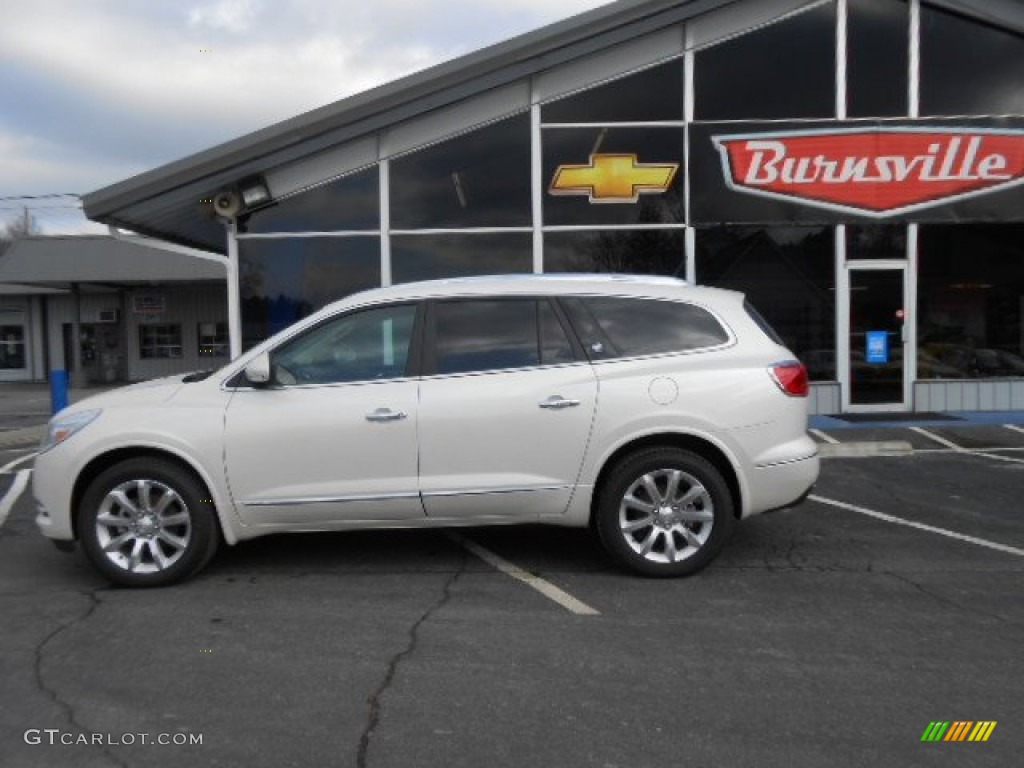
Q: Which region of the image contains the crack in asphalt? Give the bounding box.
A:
[883,571,1023,629]
[355,550,466,768]
[33,587,130,768]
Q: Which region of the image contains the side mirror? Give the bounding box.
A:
[244,352,272,386]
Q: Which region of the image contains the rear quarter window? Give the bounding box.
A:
[562,297,730,359]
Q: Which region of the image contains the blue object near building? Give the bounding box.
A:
[50,369,69,415]
[866,331,889,364]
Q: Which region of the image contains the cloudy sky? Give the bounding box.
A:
[0,0,611,234]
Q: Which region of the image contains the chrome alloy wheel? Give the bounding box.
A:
[618,469,714,564]
[94,479,192,574]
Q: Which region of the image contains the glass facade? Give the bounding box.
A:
[233,0,1024,407]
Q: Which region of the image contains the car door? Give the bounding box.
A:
[224,302,425,526]
[417,298,598,519]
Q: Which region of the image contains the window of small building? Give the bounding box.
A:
[139,324,183,359]
[543,127,685,227]
[543,229,686,276]
[696,225,836,380]
[389,114,531,229]
[390,233,532,285]
[239,237,381,349]
[0,324,26,369]
[920,4,1024,116]
[197,322,229,358]
[847,0,908,118]
[694,2,837,121]
[541,60,685,124]
[918,224,1024,380]
[239,167,378,234]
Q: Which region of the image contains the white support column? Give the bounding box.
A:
[836,0,848,120]
[226,222,242,360]
[905,223,919,408]
[909,0,920,118]
[530,100,544,273]
[835,225,850,411]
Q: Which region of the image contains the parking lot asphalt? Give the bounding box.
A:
[0,389,1021,768]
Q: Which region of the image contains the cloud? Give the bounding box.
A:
[188,0,258,33]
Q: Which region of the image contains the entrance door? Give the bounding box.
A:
[847,267,908,410]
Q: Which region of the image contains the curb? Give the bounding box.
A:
[818,440,914,458]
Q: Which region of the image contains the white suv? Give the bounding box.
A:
[34,275,818,587]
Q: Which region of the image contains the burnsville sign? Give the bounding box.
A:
[689,120,1024,224]
[713,128,1024,217]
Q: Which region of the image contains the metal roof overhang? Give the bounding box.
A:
[82,0,1024,253]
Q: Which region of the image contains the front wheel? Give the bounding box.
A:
[76,458,219,587]
[595,448,734,577]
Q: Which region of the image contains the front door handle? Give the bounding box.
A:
[365,408,408,422]
[539,395,581,410]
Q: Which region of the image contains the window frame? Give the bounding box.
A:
[138,324,183,360]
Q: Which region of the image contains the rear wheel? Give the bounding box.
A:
[77,458,218,587]
[596,448,734,577]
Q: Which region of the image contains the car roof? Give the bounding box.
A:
[335,273,743,307]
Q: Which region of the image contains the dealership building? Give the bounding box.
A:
[82,0,1024,413]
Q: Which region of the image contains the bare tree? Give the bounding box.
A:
[0,210,41,256]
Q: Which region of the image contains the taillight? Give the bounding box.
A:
[769,361,809,397]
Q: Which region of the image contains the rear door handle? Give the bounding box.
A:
[365,408,408,422]
[538,395,581,410]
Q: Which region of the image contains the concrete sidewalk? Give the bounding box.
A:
[0,382,119,448]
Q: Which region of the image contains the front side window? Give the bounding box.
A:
[271,304,417,385]
[431,299,574,375]
[562,297,730,359]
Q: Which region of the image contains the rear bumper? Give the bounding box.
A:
[744,452,820,519]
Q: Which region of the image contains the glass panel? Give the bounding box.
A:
[847,0,908,118]
[391,233,532,285]
[697,226,836,380]
[921,5,1024,116]
[0,325,26,369]
[849,270,905,405]
[846,224,906,260]
[138,324,183,359]
[390,114,531,229]
[272,304,416,385]
[543,127,684,226]
[918,224,1024,379]
[433,300,540,374]
[544,229,685,275]
[541,61,684,123]
[563,297,729,359]
[239,168,378,234]
[197,322,229,358]
[239,237,381,350]
[695,2,836,120]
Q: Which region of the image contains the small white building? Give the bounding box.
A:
[0,235,227,385]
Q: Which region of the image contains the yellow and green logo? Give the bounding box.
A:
[921,721,997,742]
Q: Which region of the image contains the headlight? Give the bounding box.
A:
[39,409,102,453]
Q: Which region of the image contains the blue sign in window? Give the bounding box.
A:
[866,331,889,364]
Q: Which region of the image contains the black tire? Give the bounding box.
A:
[595,447,735,577]
[76,458,219,587]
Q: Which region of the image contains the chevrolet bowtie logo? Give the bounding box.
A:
[550,154,679,203]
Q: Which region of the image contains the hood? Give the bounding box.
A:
[61,375,188,414]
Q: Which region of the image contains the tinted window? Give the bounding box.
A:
[921,5,1024,116]
[433,300,570,374]
[391,233,532,285]
[695,2,836,120]
[847,0,908,118]
[542,61,684,123]
[390,114,531,229]
[272,304,416,385]
[240,168,378,234]
[239,237,381,350]
[846,224,906,260]
[563,297,729,359]
[543,229,686,276]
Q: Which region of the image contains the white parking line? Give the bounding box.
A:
[809,428,839,445]
[0,451,38,474]
[910,427,963,451]
[1005,424,1024,436]
[447,532,600,616]
[0,469,32,528]
[810,494,1024,558]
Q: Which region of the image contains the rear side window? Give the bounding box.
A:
[562,297,730,359]
[432,299,575,374]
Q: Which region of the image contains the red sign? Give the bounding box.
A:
[713,128,1024,217]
